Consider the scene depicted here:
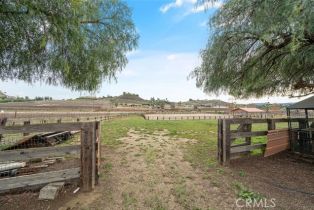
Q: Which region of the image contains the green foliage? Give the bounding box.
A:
[234,182,263,200]
[149,97,170,108]
[239,170,245,177]
[122,192,137,208]
[192,0,314,98]
[0,0,138,91]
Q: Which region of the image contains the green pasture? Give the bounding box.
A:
[101,116,288,169]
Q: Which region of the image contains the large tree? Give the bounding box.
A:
[0,0,138,91]
[192,0,314,98]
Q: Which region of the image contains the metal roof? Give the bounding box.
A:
[232,107,265,113]
[288,96,314,109]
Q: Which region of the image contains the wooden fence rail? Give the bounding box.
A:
[0,121,100,193]
[5,113,131,126]
[217,118,307,165]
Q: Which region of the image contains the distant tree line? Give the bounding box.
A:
[0,96,53,103]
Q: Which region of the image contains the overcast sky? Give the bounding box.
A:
[0,0,306,104]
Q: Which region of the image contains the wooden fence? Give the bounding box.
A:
[0,121,101,193]
[217,118,305,165]
[144,113,286,121]
[145,114,228,121]
[4,113,130,126]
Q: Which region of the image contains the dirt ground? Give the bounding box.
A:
[230,154,314,209]
[60,129,236,210]
[1,129,314,210]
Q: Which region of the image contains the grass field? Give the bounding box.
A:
[101,116,288,169]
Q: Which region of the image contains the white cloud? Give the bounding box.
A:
[166,54,178,60]
[160,0,223,19]
[160,0,197,13]
[190,1,223,14]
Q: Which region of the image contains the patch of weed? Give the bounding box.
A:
[144,196,167,210]
[234,182,263,200]
[173,183,191,209]
[216,168,224,174]
[122,192,137,209]
[239,170,245,177]
[144,147,156,164]
[103,162,113,172]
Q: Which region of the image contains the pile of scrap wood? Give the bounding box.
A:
[4,131,79,150]
[0,157,65,177]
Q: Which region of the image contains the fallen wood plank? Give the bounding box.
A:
[231,144,266,154]
[0,162,26,172]
[0,168,80,193]
[0,145,80,162]
[230,131,268,138]
[18,165,49,175]
[44,131,70,139]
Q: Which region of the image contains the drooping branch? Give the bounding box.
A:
[193,0,314,98]
[0,9,29,15]
[294,80,314,90]
[80,20,101,24]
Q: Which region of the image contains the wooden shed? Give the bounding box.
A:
[287,96,314,156]
[231,107,266,118]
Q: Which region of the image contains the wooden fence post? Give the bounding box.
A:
[267,119,276,130]
[95,121,101,185]
[80,123,96,192]
[0,118,7,141]
[244,123,252,145]
[222,119,231,165]
[23,121,30,136]
[217,119,223,164]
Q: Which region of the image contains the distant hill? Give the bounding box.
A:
[108,92,149,104]
[182,99,232,107]
[116,92,145,101]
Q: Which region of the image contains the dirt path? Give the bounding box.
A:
[62,129,235,210]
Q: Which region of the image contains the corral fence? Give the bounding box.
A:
[217,118,310,165]
[2,112,131,126]
[0,121,101,193]
[144,113,286,121]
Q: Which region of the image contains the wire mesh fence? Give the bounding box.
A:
[0,129,81,179]
[0,121,101,193]
[291,130,314,155]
